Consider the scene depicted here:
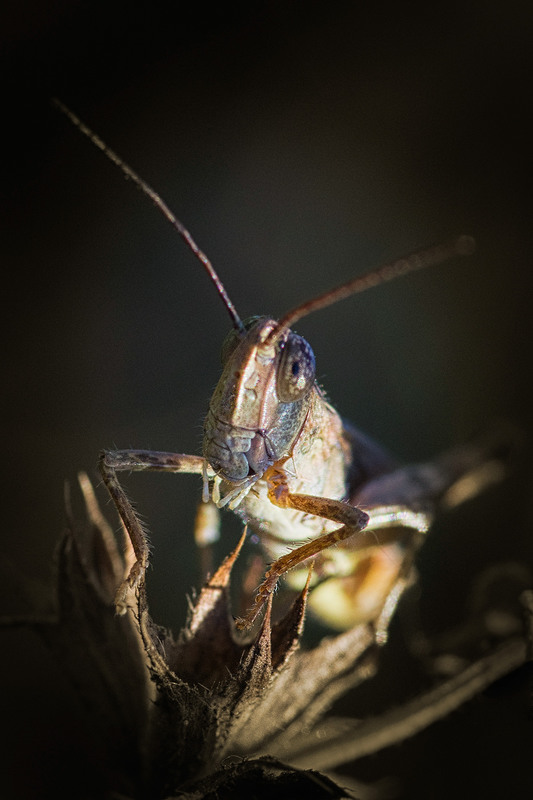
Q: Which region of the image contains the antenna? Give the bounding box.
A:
[267,235,476,344]
[52,99,245,334]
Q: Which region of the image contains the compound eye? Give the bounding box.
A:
[276,333,316,402]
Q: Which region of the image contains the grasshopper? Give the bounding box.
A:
[55,100,503,634]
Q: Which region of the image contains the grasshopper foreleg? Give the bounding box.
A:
[236,469,371,629]
[98,449,207,614]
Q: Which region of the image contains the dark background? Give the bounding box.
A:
[2,2,533,798]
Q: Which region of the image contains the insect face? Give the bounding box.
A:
[203,316,316,483]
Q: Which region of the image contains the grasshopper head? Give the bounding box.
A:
[203,317,316,482]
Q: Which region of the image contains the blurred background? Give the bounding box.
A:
[2,2,533,797]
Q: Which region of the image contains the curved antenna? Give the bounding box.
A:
[52,99,245,334]
[267,235,476,345]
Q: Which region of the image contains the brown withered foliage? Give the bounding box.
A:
[2,475,531,800]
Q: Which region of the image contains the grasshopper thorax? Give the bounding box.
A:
[203,317,316,482]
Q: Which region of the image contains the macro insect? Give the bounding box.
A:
[55,100,503,634]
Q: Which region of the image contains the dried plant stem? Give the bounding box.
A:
[287,636,527,770]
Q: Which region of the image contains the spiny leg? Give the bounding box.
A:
[236,474,371,629]
[98,449,207,613]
